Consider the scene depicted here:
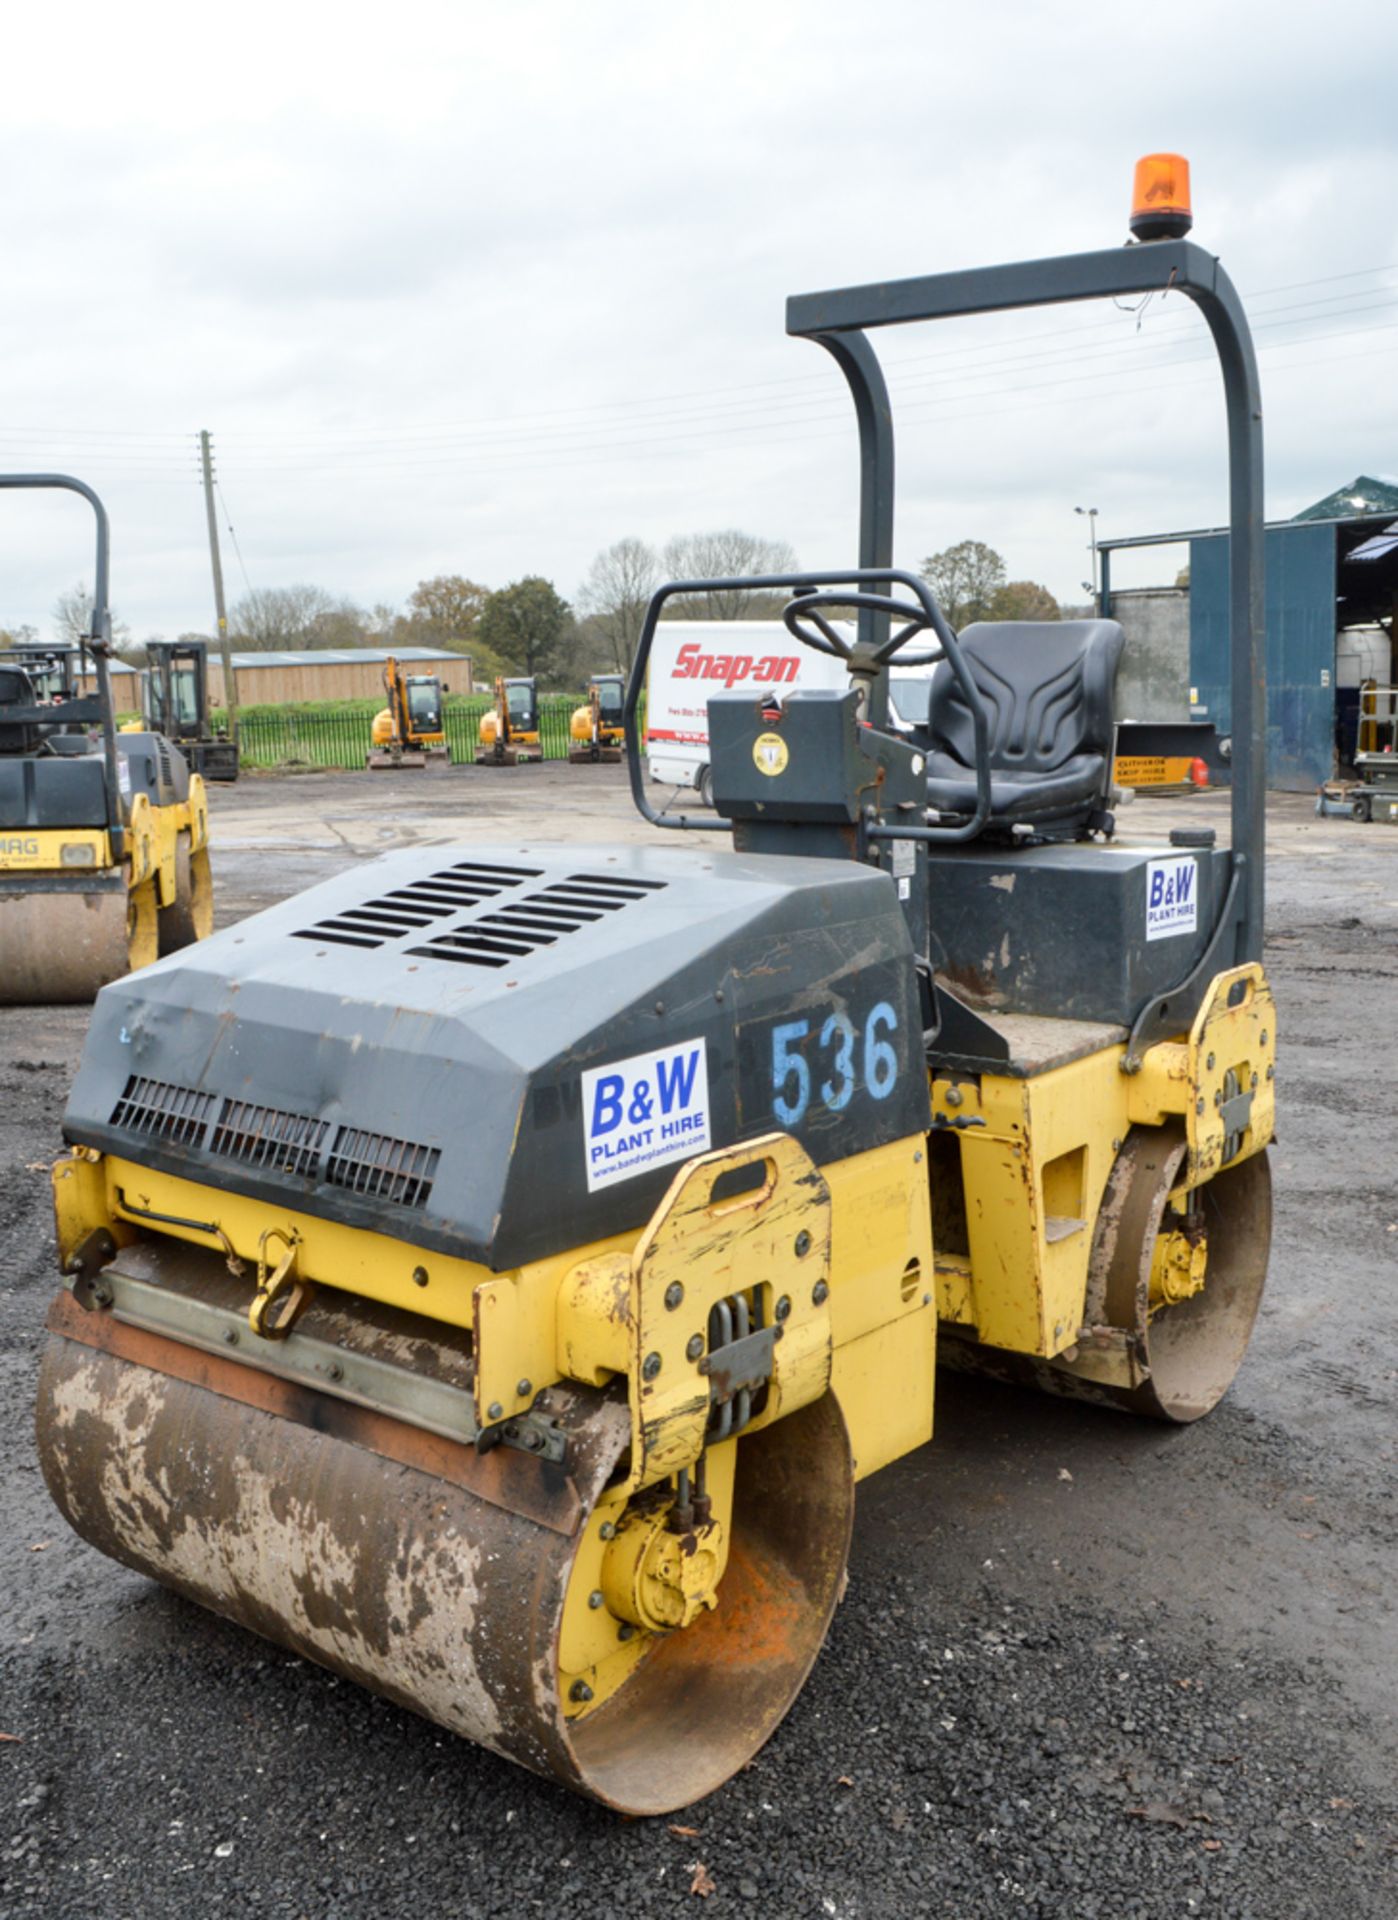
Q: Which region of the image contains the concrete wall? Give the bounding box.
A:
[1107,587,1190,723]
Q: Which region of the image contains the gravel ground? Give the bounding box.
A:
[2,766,1395,1919]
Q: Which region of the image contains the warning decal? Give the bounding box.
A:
[1145,854,1198,941]
[582,1038,712,1192]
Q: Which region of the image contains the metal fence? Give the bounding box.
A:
[235,696,582,770]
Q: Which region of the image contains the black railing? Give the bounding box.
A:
[235,696,584,770]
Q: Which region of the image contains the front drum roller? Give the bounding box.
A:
[157,830,214,955]
[0,867,157,1003]
[942,1125,1271,1423]
[35,1282,853,1813]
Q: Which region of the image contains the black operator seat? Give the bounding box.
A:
[0,665,39,756]
[920,618,1123,838]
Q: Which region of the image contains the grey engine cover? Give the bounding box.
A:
[65,842,929,1269]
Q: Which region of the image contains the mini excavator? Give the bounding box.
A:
[37,157,1275,1813]
[367,654,451,768]
[476,675,541,763]
[569,672,626,762]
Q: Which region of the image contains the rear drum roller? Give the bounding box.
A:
[35,1271,853,1812]
[943,1126,1271,1423]
[157,831,214,955]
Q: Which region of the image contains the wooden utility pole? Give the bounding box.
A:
[199,429,238,739]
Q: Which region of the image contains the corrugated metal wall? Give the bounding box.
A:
[1190,521,1337,790]
[89,653,474,708]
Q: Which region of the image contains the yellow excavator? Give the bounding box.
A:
[367,655,451,769]
[0,474,212,1002]
[569,672,626,762]
[36,160,1278,1814]
[476,674,541,763]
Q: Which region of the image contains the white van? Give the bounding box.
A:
[645,620,938,805]
[645,621,850,806]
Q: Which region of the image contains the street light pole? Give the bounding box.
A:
[1074,505,1099,610]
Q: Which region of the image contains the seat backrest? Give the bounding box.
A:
[0,752,110,829]
[0,665,39,756]
[926,619,1123,773]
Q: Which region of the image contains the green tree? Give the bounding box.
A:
[987,580,1061,621]
[919,540,1006,627]
[476,576,574,686]
[403,574,489,654]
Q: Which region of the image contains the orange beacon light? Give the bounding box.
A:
[1130,153,1192,241]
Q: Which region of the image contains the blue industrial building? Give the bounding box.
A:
[1100,481,1398,790]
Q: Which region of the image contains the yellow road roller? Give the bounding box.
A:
[1,475,212,1002]
[36,162,1275,1813]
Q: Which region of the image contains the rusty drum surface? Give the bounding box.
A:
[36,1278,854,1813]
[0,882,130,1003]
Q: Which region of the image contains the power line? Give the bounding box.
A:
[0,263,1395,480]
[1,261,1396,457]
[214,480,256,599]
[17,282,1391,478]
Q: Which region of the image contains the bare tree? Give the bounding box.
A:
[230,584,345,650]
[576,537,658,672]
[0,623,38,651]
[660,530,799,619]
[53,583,129,648]
[306,601,375,650]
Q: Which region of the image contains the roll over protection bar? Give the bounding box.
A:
[0,474,124,858]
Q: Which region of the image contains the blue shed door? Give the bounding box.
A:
[1190,522,1336,790]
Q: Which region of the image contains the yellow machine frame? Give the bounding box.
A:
[2,778,209,969]
[52,956,1271,1515]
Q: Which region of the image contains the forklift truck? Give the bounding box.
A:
[139,640,239,783]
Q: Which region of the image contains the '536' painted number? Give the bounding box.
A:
[770,1001,899,1126]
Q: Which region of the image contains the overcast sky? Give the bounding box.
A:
[4,0,1398,640]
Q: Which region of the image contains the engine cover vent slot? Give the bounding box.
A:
[293,860,543,950]
[407,872,667,971]
[326,1127,440,1208]
[109,1076,217,1146]
[211,1100,330,1177]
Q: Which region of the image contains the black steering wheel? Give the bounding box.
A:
[781,581,954,670]
[622,565,990,844]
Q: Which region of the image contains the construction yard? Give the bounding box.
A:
[2,763,1395,1919]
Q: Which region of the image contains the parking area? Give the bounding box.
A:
[2,764,1395,1919]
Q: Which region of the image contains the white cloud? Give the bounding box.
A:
[2,0,1397,636]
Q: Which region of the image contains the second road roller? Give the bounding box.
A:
[35,158,1276,1813]
[1,475,213,1002]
